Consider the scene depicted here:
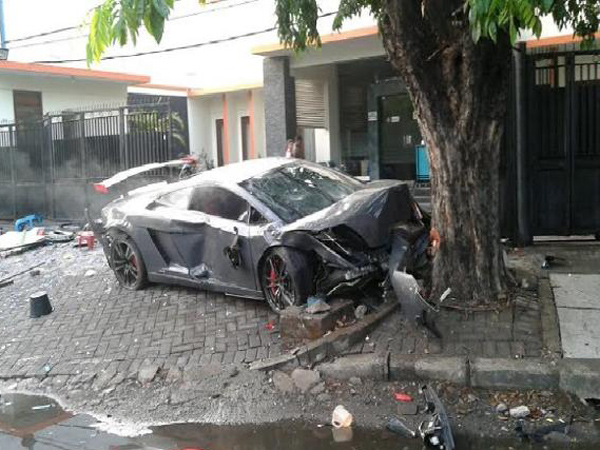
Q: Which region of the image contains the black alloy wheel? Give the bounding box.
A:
[110,235,147,290]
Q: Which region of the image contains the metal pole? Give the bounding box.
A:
[0,0,6,48]
[514,42,531,245]
[9,125,16,219]
[167,101,174,160]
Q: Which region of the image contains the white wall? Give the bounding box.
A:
[0,72,128,123]
[188,88,265,165]
[252,89,266,158]
[187,95,222,165]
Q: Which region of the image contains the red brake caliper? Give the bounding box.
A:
[268,261,277,296]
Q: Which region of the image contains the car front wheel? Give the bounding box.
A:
[109,233,148,290]
[261,247,313,313]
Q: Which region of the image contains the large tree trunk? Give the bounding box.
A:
[380,0,513,304]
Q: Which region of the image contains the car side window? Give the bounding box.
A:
[156,187,192,209]
[189,186,249,222]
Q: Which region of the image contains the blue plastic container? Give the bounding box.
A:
[415,145,430,182]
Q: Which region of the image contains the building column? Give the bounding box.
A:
[325,65,341,164]
[263,56,296,156]
[514,43,531,245]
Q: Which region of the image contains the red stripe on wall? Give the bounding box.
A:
[248,90,256,159]
[222,93,230,164]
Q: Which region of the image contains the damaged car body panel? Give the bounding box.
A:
[90,158,431,313]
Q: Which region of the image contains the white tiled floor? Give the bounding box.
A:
[551,273,600,359]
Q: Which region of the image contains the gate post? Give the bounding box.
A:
[9,124,16,219]
[118,107,127,170]
[514,43,532,246]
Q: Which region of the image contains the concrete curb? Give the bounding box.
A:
[250,301,398,372]
[538,278,562,356]
[319,353,389,380]
[390,355,561,389]
[559,359,600,399]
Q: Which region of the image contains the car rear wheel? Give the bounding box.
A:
[261,247,313,314]
[110,234,148,290]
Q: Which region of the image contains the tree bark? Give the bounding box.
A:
[379,0,512,304]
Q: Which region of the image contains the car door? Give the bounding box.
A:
[173,185,259,294]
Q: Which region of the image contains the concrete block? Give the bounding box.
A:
[559,359,600,399]
[319,353,388,381]
[471,358,559,390]
[415,356,468,385]
[280,299,354,342]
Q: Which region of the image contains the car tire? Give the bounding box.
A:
[261,247,314,314]
[109,232,148,291]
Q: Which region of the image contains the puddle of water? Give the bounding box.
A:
[0,393,596,450]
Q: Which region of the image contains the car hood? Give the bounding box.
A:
[281,181,415,248]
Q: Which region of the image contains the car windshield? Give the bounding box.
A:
[240,163,363,223]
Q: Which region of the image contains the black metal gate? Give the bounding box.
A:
[0,102,175,221]
[527,51,600,236]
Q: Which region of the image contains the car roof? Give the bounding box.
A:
[188,157,294,185]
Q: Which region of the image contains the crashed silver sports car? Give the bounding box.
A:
[89,158,431,313]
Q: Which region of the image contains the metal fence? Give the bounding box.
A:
[0,102,175,220]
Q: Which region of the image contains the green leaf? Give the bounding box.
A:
[487,20,498,42]
[152,0,170,18]
[472,22,482,42]
[509,17,517,44]
[144,5,165,42]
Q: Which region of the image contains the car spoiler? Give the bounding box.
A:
[93,156,197,195]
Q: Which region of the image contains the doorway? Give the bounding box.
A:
[527,52,600,236]
[378,93,422,180]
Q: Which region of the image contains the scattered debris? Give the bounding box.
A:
[509,405,531,419]
[387,416,417,438]
[354,304,368,320]
[394,392,413,402]
[85,269,97,277]
[272,371,295,394]
[0,262,45,287]
[310,382,326,395]
[331,405,353,428]
[418,385,455,450]
[515,416,573,443]
[305,295,331,314]
[0,278,14,288]
[348,377,362,386]
[45,229,75,243]
[291,368,320,393]
[496,402,509,414]
[137,364,160,384]
[0,228,46,252]
[265,321,275,331]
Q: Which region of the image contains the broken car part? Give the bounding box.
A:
[418,385,455,450]
[90,158,431,314]
[387,417,417,438]
[0,262,45,287]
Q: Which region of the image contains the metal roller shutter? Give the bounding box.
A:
[295,80,325,128]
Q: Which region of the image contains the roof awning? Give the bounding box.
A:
[0,61,150,84]
[252,26,379,57]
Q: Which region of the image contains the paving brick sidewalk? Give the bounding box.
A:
[0,243,280,379]
[357,294,543,359]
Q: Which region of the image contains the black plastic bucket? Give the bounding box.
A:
[30,292,53,318]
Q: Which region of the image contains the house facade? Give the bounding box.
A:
[0,61,149,123]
